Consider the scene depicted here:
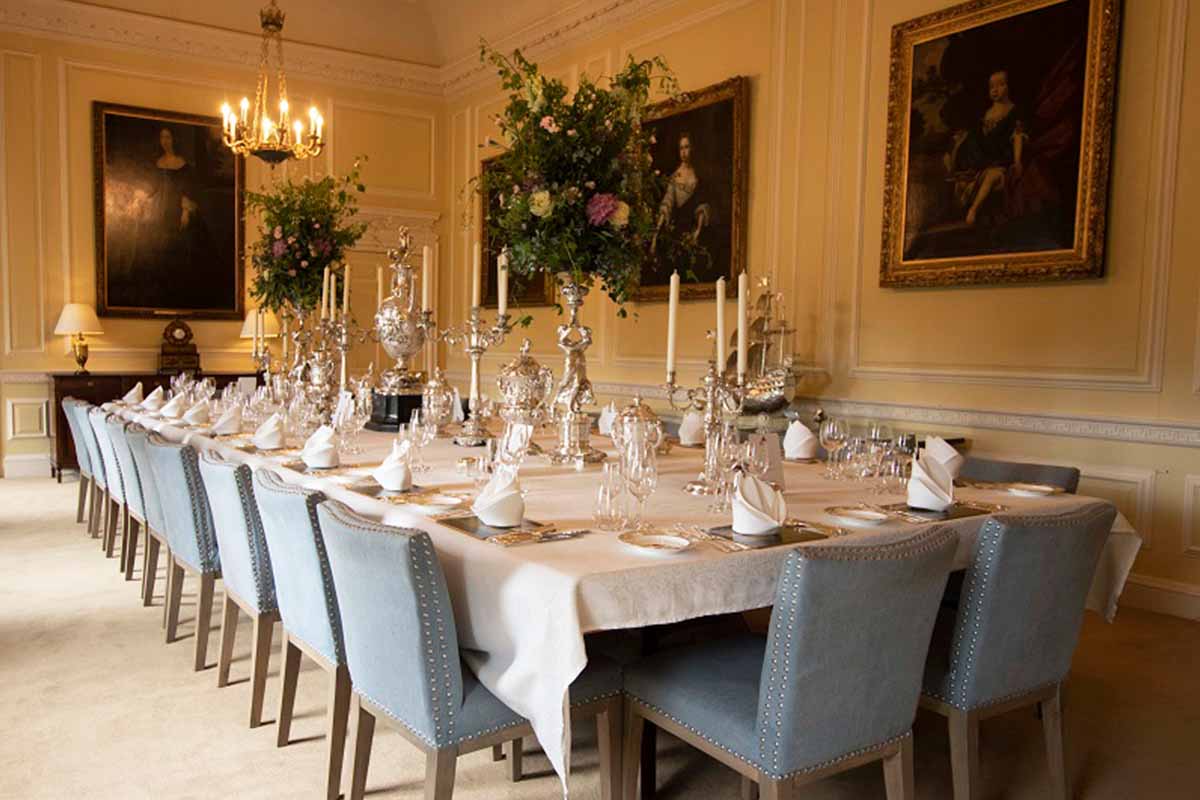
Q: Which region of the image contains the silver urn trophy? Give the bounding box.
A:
[374,228,430,395]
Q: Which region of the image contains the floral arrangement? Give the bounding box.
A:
[476,46,701,312]
[246,159,369,313]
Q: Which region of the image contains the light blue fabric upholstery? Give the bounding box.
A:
[71,403,106,488]
[145,433,219,574]
[88,408,124,503]
[124,425,166,535]
[625,526,957,779]
[198,451,276,614]
[105,417,146,522]
[316,500,622,748]
[60,399,93,479]
[923,503,1116,711]
[959,456,1080,494]
[252,470,344,666]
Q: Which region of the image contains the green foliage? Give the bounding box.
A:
[475,44,701,308]
[245,159,369,312]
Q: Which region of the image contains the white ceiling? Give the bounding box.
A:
[70,0,596,68]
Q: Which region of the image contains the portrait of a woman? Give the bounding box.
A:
[654,132,714,253]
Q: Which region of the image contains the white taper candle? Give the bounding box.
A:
[497,251,509,318]
[715,277,726,367]
[736,271,748,382]
[376,265,384,310]
[342,264,351,315]
[321,267,330,320]
[471,243,482,307]
[422,245,432,311]
[666,270,680,378]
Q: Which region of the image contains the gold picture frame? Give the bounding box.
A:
[637,75,749,302]
[879,0,1120,288]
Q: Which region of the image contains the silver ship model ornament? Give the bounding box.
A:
[728,276,797,415]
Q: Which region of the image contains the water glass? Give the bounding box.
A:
[621,444,658,531]
[593,462,628,532]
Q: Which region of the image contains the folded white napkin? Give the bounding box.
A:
[782,421,818,460]
[498,422,533,466]
[924,436,964,478]
[301,425,339,468]
[732,472,787,535]
[451,388,466,422]
[373,439,413,491]
[159,393,187,419]
[597,402,618,436]
[252,413,287,451]
[908,453,954,511]
[677,410,705,446]
[472,466,525,528]
[140,386,165,412]
[122,382,144,404]
[182,400,210,426]
[212,405,243,435]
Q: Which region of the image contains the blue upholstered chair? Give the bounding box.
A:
[60,398,96,528]
[87,407,126,560]
[623,526,959,800]
[145,433,221,672]
[105,416,148,583]
[68,401,108,539]
[252,469,350,800]
[125,424,170,610]
[314,500,624,800]
[958,456,1080,494]
[919,503,1116,800]
[197,451,279,728]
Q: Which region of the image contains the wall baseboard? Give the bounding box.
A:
[1120,574,1200,621]
[2,453,51,479]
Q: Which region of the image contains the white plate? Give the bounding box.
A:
[824,506,890,527]
[618,531,692,556]
[1005,482,1062,497]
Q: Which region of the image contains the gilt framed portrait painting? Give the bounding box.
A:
[93,102,244,318]
[879,0,1120,287]
[638,76,748,301]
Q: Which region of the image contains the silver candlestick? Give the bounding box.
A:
[546,274,606,466]
[438,306,512,446]
[664,351,745,495]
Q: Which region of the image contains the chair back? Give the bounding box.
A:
[316,500,464,744]
[105,417,146,522]
[252,470,344,665]
[60,398,93,478]
[757,526,957,776]
[88,408,124,503]
[198,451,276,614]
[927,503,1115,711]
[124,425,166,534]
[144,433,219,573]
[960,456,1080,494]
[70,402,106,487]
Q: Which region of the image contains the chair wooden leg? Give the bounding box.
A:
[142,535,160,607]
[87,483,100,537]
[948,709,981,800]
[348,697,376,800]
[1041,684,1069,800]
[504,737,523,782]
[76,477,89,523]
[165,561,185,643]
[740,775,759,800]
[621,702,645,800]
[424,746,458,800]
[325,664,352,800]
[248,613,275,728]
[491,744,504,761]
[123,518,140,581]
[117,506,130,572]
[193,573,215,671]
[276,634,301,747]
[759,777,793,800]
[596,696,623,800]
[882,737,915,800]
[103,497,118,557]
[217,590,239,687]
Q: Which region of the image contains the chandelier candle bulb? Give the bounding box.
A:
[715,277,726,367]
[422,245,432,311]
[471,243,482,307]
[666,270,680,379]
[736,271,748,383]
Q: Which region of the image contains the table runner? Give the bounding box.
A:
[117,408,1140,790]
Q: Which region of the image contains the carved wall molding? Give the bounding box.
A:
[353,206,441,254]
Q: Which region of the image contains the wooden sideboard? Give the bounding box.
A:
[50,371,257,481]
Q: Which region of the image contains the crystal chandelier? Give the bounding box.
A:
[220,1,324,165]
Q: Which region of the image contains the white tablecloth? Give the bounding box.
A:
[117,409,1141,790]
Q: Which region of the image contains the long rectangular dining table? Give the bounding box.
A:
[114,406,1141,792]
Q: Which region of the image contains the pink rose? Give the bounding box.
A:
[586,193,620,226]
[539,115,560,134]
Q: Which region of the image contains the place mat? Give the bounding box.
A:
[439,515,551,541]
[879,502,991,522]
[704,523,830,550]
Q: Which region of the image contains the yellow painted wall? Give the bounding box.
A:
[442,0,1200,613]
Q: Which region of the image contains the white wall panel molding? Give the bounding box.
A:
[844,0,1187,392]
[2,452,51,478]
[1184,475,1200,557]
[0,371,51,385]
[353,207,441,254]
[327,101,437,200]
[6,398,48,440]
[1122,573,1200,621]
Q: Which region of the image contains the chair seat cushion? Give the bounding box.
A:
[625,634,766,768]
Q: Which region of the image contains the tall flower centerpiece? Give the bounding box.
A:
[476,46,698,464]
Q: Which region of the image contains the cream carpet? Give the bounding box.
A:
[0,477,1196,799]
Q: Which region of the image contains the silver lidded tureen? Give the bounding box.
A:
[375,227,427,394]
[496,339,554,428]
[421,367,455,433]
[610,394,672,456]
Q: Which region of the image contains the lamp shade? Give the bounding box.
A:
[53,303,104,335]
[239,309,280,338]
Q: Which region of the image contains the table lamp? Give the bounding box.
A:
[53,303,104,374]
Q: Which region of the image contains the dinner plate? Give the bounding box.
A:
[618,531,692,556]
[1005,482,1063,497]
[824,505,890,527]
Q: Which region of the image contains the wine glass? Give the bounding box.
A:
[877,448,908,495]
[621,444,658,531]
[593,461,628,532]
[746,435,771,481]
[711,425,743,513]
[818,418,847,479]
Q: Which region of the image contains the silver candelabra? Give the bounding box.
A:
[664,348,745,495]
[436,306,513,446]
